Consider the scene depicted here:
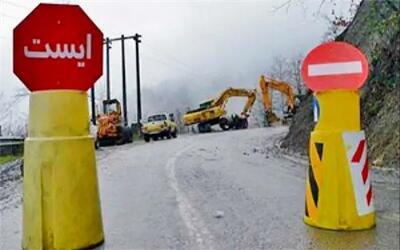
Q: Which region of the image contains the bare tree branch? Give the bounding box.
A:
[271,0,294,13]
[317,0,328,14]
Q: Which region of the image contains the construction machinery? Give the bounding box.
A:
[96,99,133,146]
[259,75,297,125]
[142,113,178,142]
[183,87,257,133]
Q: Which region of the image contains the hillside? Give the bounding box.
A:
[281,0,400,168]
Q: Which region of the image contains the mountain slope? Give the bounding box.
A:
[281,0,400,168]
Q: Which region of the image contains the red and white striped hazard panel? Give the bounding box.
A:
[342,131,374,216]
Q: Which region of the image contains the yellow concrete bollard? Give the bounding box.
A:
[23,90,104,249]
[304,90,375,230]
[301,41,374,230]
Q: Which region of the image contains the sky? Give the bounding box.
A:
[0,0,354,132]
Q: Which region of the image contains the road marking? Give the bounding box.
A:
[166,145,214,250]
[308,61,362,76]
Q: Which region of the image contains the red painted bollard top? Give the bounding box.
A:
[301,41,369,92]
[13,3,103,91]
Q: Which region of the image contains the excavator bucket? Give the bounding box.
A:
[266,111,280,125]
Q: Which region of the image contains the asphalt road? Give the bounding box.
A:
[1,127,399,249]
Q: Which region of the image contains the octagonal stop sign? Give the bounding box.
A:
[13,3,103,91]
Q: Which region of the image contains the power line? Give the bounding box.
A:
[0,11,20,20]
[143,51,230,87]
[143,44,220,83]
[144,43,196,71]
[142,52,204,82]
[1,0,30,10]
[143,43,207,79]
[143,42,227,84]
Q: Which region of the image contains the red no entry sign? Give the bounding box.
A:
[301,42,369,92]
[13,3,103,91]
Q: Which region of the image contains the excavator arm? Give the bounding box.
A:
[259,76,272,112]
[259,75,296,113]
[183,87,256,132]
[212,87,257,117]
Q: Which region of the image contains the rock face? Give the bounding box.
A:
[280,94,313,156]
[281,0,400,168]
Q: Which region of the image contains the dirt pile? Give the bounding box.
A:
[281,0,400,168]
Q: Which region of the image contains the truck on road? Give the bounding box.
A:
[142,113,178,142]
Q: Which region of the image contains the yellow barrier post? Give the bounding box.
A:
[301,42,375,230]
[13,4,105,249]
[23,91,104,249]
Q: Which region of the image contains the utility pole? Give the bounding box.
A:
[107,34,136,126]
[103,34,142,129]
[105,37,111,100]
[90,86,96,125]
[133,33,142,126]
[120,34,128,126]
[95,38,111,126]
[93,37,112,125]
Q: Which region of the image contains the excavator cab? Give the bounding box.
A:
[103,99,121,115]
[199,100,213,109]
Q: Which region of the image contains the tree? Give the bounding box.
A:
[0,89,29,137]
[269,56,290,114]
[287,54,305,95]
[274,0,362,42]
[265,53,306,119]
[249,92,267,127]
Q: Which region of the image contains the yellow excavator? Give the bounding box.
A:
[96,99,133,146]
[259,75,297,125]
[183,87,257,133]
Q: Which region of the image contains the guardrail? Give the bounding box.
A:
[0,137,24,156]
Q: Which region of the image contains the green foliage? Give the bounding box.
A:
[132,132,141,141]
[363,1,400,88]
[366,99,381,117]
[0,155,21,165]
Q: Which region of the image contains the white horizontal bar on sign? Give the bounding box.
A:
[308,61,362,76]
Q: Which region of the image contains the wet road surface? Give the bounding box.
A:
[1,127,399,249]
